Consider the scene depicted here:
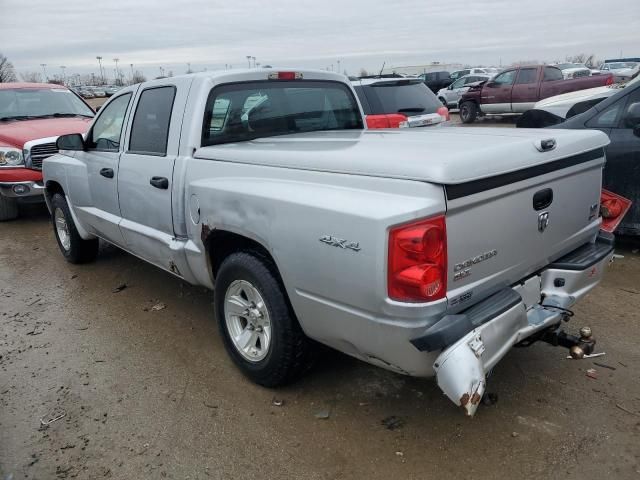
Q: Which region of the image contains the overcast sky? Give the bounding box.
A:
[1,0,639,81]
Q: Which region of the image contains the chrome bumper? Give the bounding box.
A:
[0,180,46,198]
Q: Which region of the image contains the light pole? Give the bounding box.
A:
[130,63,134,83]
[60,66,66,85]
[251,56,256,68]
[337,60,341,74]
[40,63,48,81]
[246,55,251,68]
[96,56,104,84]
[113,58,120,85]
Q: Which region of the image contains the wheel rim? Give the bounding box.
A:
[224,280,272,362]
[54,208,71,251]
[460,105,469,120]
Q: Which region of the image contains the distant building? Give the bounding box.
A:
[382,62,464,76]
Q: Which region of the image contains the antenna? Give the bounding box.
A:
[378,61,386,76]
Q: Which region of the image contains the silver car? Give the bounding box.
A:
[437,74,491,109]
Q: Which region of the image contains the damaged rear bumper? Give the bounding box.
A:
[411,232,614,416]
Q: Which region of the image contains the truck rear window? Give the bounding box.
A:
[201,80,363,146]
[354,80,442,116]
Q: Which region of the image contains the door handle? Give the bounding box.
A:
[100,168,114,179]
[150,176,169,189]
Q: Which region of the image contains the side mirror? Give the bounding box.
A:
[57,133,85,151]
[624,102,640,128]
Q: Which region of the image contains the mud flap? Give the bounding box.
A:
[434,331,487,417]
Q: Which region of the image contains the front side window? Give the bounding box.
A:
[202,81,362,146]
[129,86,176,155]
[492,70,516,86]
[89,93,131,151]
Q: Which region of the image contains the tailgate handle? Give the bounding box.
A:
[533,188,553,210]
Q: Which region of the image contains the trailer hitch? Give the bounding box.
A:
[541,325,596,359]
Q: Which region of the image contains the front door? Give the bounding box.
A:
[480,69,516,113]
[71,91,134,245]
[117,78,192,270]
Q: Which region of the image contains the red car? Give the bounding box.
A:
[0,83,94,220]
[458,65,614,123]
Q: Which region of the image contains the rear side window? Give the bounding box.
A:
[129,86,176,155]
[201,81,362,146]
[359,80,442,115]
[543,67,564,81]
[515,68,537,84]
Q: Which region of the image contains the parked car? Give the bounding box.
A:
[599,62,639,82]
[89,86,106,97]
[449,67,497,82]
[417,71,451,93]
[458,65,614,123]
[104,85,121,97]
[516,74,640,128]
[550,75,640,236]
[436,74,492,109]
[45,69,614,416]
[78,87,95,99]
[0,82,94,220]
[351,76,449,128]
[553,63,593,79]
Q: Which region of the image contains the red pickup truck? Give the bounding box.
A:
[0,83,94,220]
[458,65,614,123]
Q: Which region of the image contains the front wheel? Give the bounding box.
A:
[0,195,19,221]
[215,251,316,387]
[459,101,478,124]
[51,193,99,264]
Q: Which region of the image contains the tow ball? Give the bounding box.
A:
[541,325,596,359]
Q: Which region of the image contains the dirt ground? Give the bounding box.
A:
[1,114,640,479]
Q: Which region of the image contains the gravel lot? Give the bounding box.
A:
[1,117,639,479]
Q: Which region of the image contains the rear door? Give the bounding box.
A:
[539,66,567,99]
[480,69,516,113]
[117,77,192,270]
[511,67,540,112]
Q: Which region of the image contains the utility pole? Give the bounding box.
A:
[337,60,341,74]
[187,62,192,74]
[252,56,256,68]
[246,55,251,68]
[40,63,48,81]
[96,56,104,84]
[113,58,120,85]
[60,66,66,85]
[130,63,134,83]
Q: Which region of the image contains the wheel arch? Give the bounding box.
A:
[44,180,65,212]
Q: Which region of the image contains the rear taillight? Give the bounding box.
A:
[605,74,614,85]
[388,215,447,302]
[366,114,408,129]
[600,188,632,233]
[437,106,450,121]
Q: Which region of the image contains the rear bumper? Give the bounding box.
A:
[0,180,46,199]
[422,232,614,416]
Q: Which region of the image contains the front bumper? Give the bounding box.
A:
[0,180,46,199]
[416,233,615,416]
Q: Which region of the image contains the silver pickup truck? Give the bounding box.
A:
[43,69,614,416]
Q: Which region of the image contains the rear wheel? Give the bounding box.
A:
[51,193,99,264]
[0,196,19,221]
[215,251,316,387]
[459,101,478,124]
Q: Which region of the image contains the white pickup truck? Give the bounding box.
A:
[43,69,614,416]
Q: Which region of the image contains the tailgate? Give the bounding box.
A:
[444,148,605,310]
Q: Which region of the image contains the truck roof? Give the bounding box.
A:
[0,82,67,90]
[146,68,349,85]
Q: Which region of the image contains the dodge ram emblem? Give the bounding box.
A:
[538,212,550,232]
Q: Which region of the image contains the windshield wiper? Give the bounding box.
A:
[0,115,40,121]
[0,113,93,121]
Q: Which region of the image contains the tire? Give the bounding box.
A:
[438,97,447,107]
[0,195,19,221]
[51,193,99,264]
[459,101,478,124]
[215,251,316,387]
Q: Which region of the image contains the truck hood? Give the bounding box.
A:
[0,117,92,148]
[195,128,609,184]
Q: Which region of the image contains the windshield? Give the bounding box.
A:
[0,88,94,120]
[356,80,442,115]
[202,80,363,146]
[606,63,629,69]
